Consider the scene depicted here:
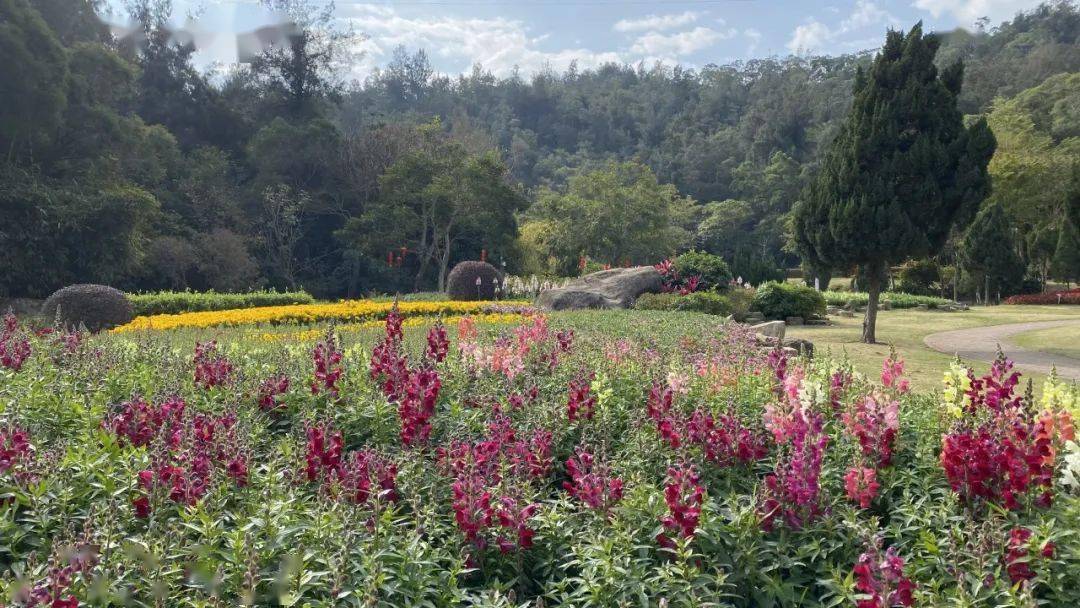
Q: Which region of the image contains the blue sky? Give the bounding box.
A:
[101,1,1047,79]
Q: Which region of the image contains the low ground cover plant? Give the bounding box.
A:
[0,308,1077,606]
[823,290,953,309]
[127,289,315,315]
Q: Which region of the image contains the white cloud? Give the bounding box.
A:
[630,26,735,57]
[744,28,763,55]
[912,0,1044,26]
[613,11,700,33]
[343,5,623,77]
[787,20,833,53]
[842,0,899,30]
[787,1,898,54]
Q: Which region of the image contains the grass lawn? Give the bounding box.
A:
[785,304,1080,391]
[1012,323,1080,360]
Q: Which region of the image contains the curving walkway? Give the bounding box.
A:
[924,319,1080,380]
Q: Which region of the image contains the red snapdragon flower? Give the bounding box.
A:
[657,463,705,549]
[563,448,624,513]
[853,544,915,607]
[566,373,596,422]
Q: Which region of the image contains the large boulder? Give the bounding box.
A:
[536,266,663,311]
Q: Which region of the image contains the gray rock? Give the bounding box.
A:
[785,316,804,326]
[784,338,814,357]
[805,318,828,326]
[916,303,929,311]
[751,320,786,340]
[536,266,663,311]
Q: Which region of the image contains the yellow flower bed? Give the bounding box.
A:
[256,313,527,342]
[111,300,532,333]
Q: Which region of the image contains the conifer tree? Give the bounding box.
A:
[1050,167,1080,286]
[961,200,1024,303]
[793,23,996,342]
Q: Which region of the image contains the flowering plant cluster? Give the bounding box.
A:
[657,463,705,549]
[103,396,249,517]
[1,312,32,372]
[303,423,398,507]
[940,355,1073,511]
[852,541,915,608]
[563,447,624,513]
[654,259,702,295]
[5,304,1080,606]
[193,340,234,388]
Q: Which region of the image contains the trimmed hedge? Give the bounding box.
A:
[42,284,134,332]
[822,290,952,309]
[753,282,826,320]
[127,290,315,316]
[673,250,731,291]
[1004,288,1080,305]
[447,261,501,301]
[634,291,732,315]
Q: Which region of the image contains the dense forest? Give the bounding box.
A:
[2,0,1079,298]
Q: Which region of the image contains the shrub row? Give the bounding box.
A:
[127,289,315,315]
[634,291,733,315]
[822,290,952,309]
[1004,288,1080,305]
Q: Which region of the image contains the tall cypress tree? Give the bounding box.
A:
[1050,167,1080,286]
[793,23,996,342]
[961,200,1024,303]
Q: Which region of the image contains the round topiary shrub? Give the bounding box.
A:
[446,261,501,301]
[752,281,826,320]
[673,250,732,291]
[41,284,134,332]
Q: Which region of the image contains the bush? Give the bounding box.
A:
[729,249,785,286]
[41,284,134,332]
[896,259,941,296]
[447,261,501,301]
[822,290,952,309]
[752,281,826,320]
[634,291,732,315]
[727,287,756,321]
[1004,288,1080,305]
[673,250,731,291]
[127,290,315,316]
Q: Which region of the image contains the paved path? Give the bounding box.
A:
[924,319,1080,380]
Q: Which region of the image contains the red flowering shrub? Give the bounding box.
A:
[1003,526,1055,585]
[760,396,828,531]
[424,320,449,363]
[1,312,31,372]
[303,423,398,507]
[1,427,34,487]
[107,397,248,516]
[852,543,915,607]
[657,463,705,549]
[844,466,881,509]
[1004,288,1080,305]
[193,340,234,388]
[257,374,290,411]
[398,367,441,447]
[311,331,345,397]
[940,357,1070,511]
[563,447,623,513]
[566,373,596,422]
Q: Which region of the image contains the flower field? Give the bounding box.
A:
[2,308,1080,607]
[111,299,531,332]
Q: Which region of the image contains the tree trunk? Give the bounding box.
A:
[984,274,991,307]
[437,229,452,292]
[953,262,959,302]
[862,263,883,344]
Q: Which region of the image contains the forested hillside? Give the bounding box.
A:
[2,0,1079,298]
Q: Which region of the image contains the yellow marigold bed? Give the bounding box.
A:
[111,300,532,332]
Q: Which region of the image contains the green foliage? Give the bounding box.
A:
[729,248,786,286]
[752,281,826,319]
[962,200,1027,297]
[525,161,698,274]
[672,250,732,291]
[126,290,315,316]
[1051,168,1080,283]
[896,259,943,296]
[446,261,501,301]
[40,283,134,331]
[339,120,526,292]
[633,291,732,315]
[821,290,952,309]
[794,24,995,340]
